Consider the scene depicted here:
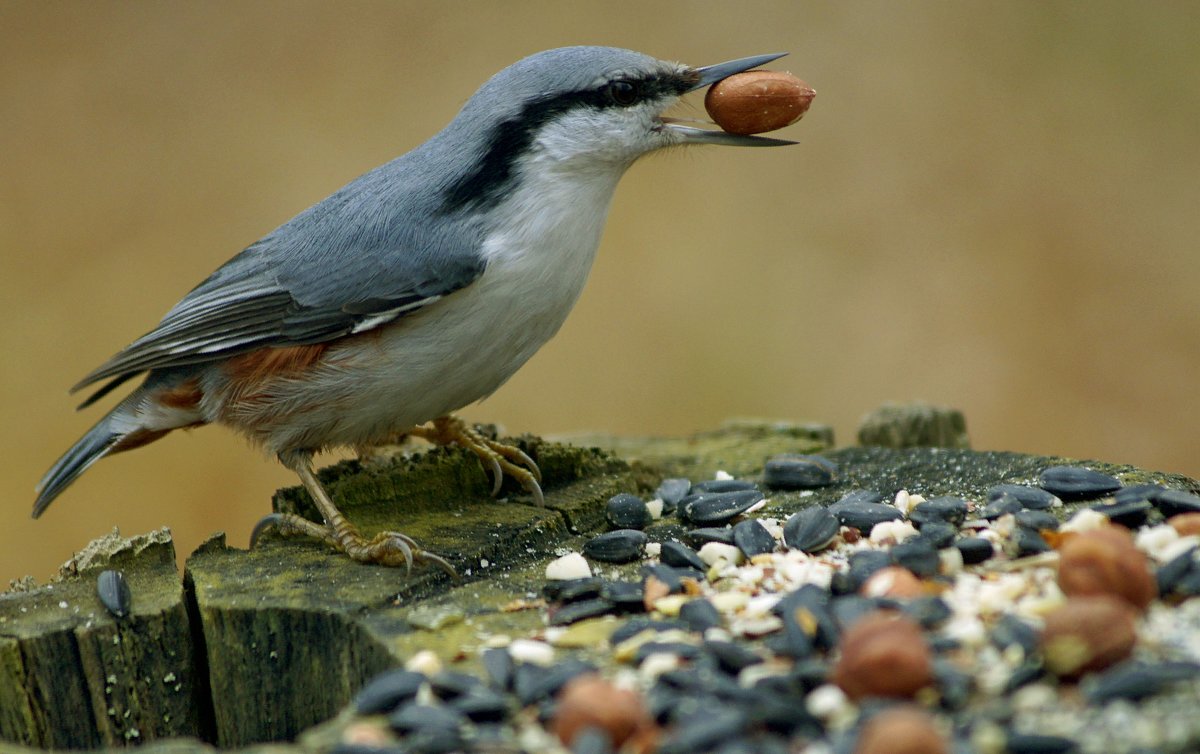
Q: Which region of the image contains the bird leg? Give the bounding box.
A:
[409,415,544,506]
[251,450,455,575]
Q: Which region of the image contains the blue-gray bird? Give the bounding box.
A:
[36,46,797,571]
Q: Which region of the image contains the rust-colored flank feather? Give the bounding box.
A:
[156,378,204,410]
[222,344,331,383]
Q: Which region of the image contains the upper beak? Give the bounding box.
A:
[664,52,797,147]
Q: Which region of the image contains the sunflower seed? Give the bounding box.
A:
[682,490,765,524]
[988,484,1058,510]
[955,537,995,564]
[783,506,839,553]
[732,519,777,557]
[1038,466,1120,500]
[762,454,837,489]
[353,669,426,715]
[96,569,131,619]
[605,493,651,529]
[583,530,647,563]
[660,540,706,572]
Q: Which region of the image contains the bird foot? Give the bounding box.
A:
[411,415,544,506]
[251,512,456,576]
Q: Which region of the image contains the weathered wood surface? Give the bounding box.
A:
[0,530,207,748]
[0,423,832,750]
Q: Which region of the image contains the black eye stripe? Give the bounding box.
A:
[440,70,697,213]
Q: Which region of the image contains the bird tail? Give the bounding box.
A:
[33,393,179,518]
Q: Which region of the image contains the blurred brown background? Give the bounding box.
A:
[3,2,1198,582]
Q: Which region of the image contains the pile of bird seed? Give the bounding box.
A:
[333,454,1200,754]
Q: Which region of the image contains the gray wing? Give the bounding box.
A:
[73,164,486,404]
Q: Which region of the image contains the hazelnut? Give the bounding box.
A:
[705,71,815,135]
[1041,595,1137,679]
[551,673,655,751]
[1168,512,1200,537]
[855,706,949,754]
[1057,525,1156,610]
[861,566,925,599]
[832,610,933,700]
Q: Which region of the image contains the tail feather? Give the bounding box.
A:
[34,408,126,518]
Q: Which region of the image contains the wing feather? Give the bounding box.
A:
[70,152,487,400]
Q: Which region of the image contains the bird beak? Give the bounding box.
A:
[663,52,797,147]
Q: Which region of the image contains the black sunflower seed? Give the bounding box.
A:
[549,597,615,626]
[991,614,1040,656]
[1112,483,1163,505]
[660,540,706,571]
[430,670,480,700]
[681,490,765,525]
[1003,660,1046,694]
[601,579,645,610]
[1038,466,1121,501]
[606,493,652,530]
[96,569,132,619]
[890,538,940,577]
[762,454,837,489]
[828,599,877,638]
[657,707,748,754]
[955,537,995,564]
[844,550,892,591]
[909,496,969,527]
[774,585,838,652]
[732,519,777,557]
[902,596,952,628]
[988,484,1058,510]
[692,479,759,494]
[610,617,686,645]
[932,658,972,710]
[1156,546,1198,597]
[1014,509,1059,531]
[783,506,839,553]
[1082,660,1200,704]
[980,493,1024,520]
[828,499,903,533]
[679,598,722,632]
[1089,498,1152,528]
[914,521,957,549]
[635,642,703,664]
[543,576,604,603]
[481,647,515,691]
[450,687,510,722]
[353,668,426,715]
[642,564,687,593]
[1004,731,1078,754]
[1014,527,1052,557]
[683,527,737,548]
[1149,488,1200,517]
[583,529,647,563]
[655,478,692,513]
[514,658,594,705]
[703,639,764,675]
[388,702,467,734]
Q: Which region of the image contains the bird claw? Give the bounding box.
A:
[413,415,545,506]
[486,456,504,496]
[249,507,455,577]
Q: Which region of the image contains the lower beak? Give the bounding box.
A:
[663,52,797,147]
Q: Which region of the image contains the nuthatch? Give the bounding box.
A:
[36,46,796,571]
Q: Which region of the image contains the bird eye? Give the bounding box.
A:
[604,80,639,107]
